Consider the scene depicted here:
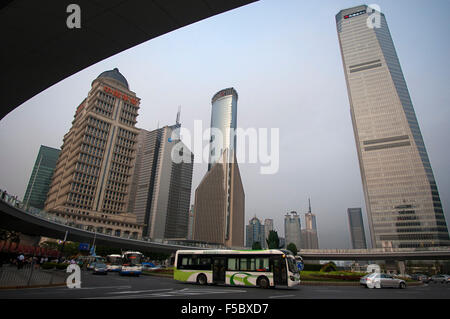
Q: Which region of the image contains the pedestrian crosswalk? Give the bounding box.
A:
[88,287,247,299]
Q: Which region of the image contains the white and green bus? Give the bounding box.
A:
[174,249,300,288]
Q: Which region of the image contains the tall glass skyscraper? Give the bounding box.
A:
[24,145,60,209]
[336,5,450,248]
[208,88,238,170]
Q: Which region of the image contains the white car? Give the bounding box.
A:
[360,273,406,289]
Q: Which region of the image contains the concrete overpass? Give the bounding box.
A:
[0,198,210,254]
[1,0,258,120]
[3,195,450,260]
[298,248,450,261]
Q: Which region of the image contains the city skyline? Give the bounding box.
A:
[1,0,449,249]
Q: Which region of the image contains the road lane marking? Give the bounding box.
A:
[269,294,296,299]
[107,288,174,295]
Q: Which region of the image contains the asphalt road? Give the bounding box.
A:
[0,271,449,299]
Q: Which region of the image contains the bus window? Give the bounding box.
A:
[228,258,238,271]
[256,257,269,272]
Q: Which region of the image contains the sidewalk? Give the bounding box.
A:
[0,264,67,289]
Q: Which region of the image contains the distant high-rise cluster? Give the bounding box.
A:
[245,216,274,249]
[337,5,450,248]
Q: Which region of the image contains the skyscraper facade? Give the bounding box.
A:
[127,123,194,240]
[44,68,143,237]
[336,5,450,248]
[246,216,265,248]
[208,88,238,170]
[347,208,368,249]
[24,145,60,209]
[263,218,274,249]
[284,211,301,250]
[193,88,245,248]
[302,200,319,249]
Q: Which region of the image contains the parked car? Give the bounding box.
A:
[411,274,430,282]
[145,265,166,271]
[93,263,108,275]
[360,273,406,289]
[141,262,156,271]
[430,274,450,283]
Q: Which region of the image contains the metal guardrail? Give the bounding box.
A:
[0,264,67,288]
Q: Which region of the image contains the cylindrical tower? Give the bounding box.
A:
[208,87,238,170]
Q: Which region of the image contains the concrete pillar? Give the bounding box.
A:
[398,260,406,276]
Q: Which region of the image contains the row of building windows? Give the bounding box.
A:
[83,134,106,148]
[71,182,95,196]
[98,91,116,104]
[57,211,139,231]
[114,144,133,157]
[85,124,109,140]
[106,180,128,194]
[88,115,110,131]
[81,143,104,158]
[73,171,98,186]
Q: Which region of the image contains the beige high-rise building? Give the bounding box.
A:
[193,149,245,247]
[44,68,143,238]
[336,5,450,248]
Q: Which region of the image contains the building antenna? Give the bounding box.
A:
[176,105,181,125]
[308,197,312,213]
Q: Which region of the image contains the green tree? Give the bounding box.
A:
[252,242,262,250]
[320,261,337,272]
[286,243,298,256]
[266,230,280,249]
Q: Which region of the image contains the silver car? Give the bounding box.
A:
[430,274,450,283]
[360,273,407,289]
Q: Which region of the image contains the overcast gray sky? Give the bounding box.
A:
[1,0,449,249]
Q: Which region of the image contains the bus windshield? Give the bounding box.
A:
[287,257,299,274]
[123,253,142,265]
[107,255,122,265]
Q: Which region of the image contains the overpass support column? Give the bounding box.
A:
[397,260,406,276]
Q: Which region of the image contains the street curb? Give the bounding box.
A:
[0,283,66,290]
[300,281,424,287]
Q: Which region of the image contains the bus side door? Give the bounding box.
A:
[213,257,226,284]
[271,256,287,286]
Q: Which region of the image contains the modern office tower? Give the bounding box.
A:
[44,68,143,238]
[302,199,319,249]
[348,208,368,249]
[208,88,238,171]
[246,216,265,248]
[193,88,245,248]
[23,145,60,209]
[127,122,194,240]
[263,218,274,249]
[284,211,302,250]
[336,5,450,248]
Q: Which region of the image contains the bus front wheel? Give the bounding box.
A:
[197,274,208,285]
[257,276,270,289]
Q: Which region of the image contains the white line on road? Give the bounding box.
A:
[106,288,175,295]
[269,294,296,299]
